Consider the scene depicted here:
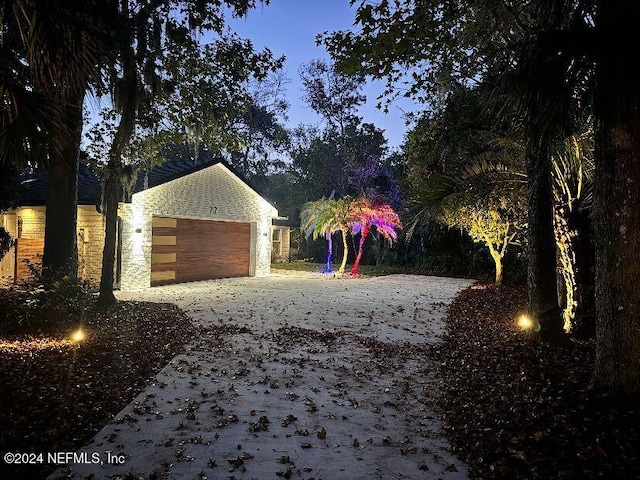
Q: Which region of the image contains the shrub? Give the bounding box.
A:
[0,260,93,334]
[0,227,12,262]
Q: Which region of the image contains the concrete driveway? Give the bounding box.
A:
[52,272,475,480]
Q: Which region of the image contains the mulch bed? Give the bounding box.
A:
[0,295,195,479]
[437,282,640,479]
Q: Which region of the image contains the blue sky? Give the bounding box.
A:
[227,0,414,150]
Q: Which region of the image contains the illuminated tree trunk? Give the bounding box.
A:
[338,229,349,274]
[97,163,121,306]
[351,224,370,275]
[591,0,640,395]
[488,246,503,285]
[554,206,577,332]
[322,229,333,273]
[572,209,595,337]
[525,146,565,342]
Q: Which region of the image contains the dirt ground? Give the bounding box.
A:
[50,272,475,480]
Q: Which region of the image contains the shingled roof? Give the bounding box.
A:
[19,157,230,207]
[19,162,105,206]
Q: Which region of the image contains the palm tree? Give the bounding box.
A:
[404,83,527,285]
[300,195,354,275]
[300,196,334,273]
[349,197,402,275]
[317,196,353,275]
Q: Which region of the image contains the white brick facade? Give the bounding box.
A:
[120,163,277,290]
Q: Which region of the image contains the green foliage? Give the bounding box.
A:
[322,1,592,115]
[271,257,492,280]
[300,59,366,133]
[289,123,388,201]
[440,193,524,251]
[263,170,305,224]
[227,72,290,179]
[1,0,117,166]
[1,260,93,333]
[404,84,526,283]
[0,227,12,262]
[160,34,284,162]
[289,58,391,203]
[300,196,332,241]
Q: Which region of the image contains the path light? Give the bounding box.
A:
[517,314,541,332]
[70,329,85,343]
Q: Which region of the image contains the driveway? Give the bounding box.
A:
[52,272,475,480]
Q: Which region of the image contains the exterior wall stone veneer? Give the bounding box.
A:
[120,163,278,290]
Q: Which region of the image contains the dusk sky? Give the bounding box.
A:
[227,0,415,150]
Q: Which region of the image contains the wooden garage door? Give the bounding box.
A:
[151,217,251,286]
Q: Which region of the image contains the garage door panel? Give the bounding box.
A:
[173,254,225,266]
[175,258,247,273]
[151,217,250,286]
[151,262,178,272]
[173,242,247,254]
[175,270,236,283]
[151,226,179,236]
[150,245,178,254]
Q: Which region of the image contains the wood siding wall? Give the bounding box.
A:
[2,206,108,286]
[14,238,44,283]
[151,217,251,286]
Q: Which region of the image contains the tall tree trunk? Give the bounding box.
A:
[572,208,595,337]
[322,230,333,273]
[97,119,136,306]
[338,229,349,274]
[554,206,577,332]
[97,21,137,306]
[97,162,121,306]
[525,145,565,342]
[488,246,503,285]
[351,224,370,275]
[521,42,571,343]
[591,0,640,395]
[42,90,84,285]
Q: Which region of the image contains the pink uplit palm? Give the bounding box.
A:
[349,199,402,275]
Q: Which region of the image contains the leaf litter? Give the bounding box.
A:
[4,274,479,479]
[437,282,640,479]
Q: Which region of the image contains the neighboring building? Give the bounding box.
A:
[0,158,280,289]
[271,220,292,263]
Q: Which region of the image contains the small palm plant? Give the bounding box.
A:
[349,198,402,275]
[300,196,334,273]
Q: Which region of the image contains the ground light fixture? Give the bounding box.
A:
[517,314,541,332]
[70,328,86,343]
